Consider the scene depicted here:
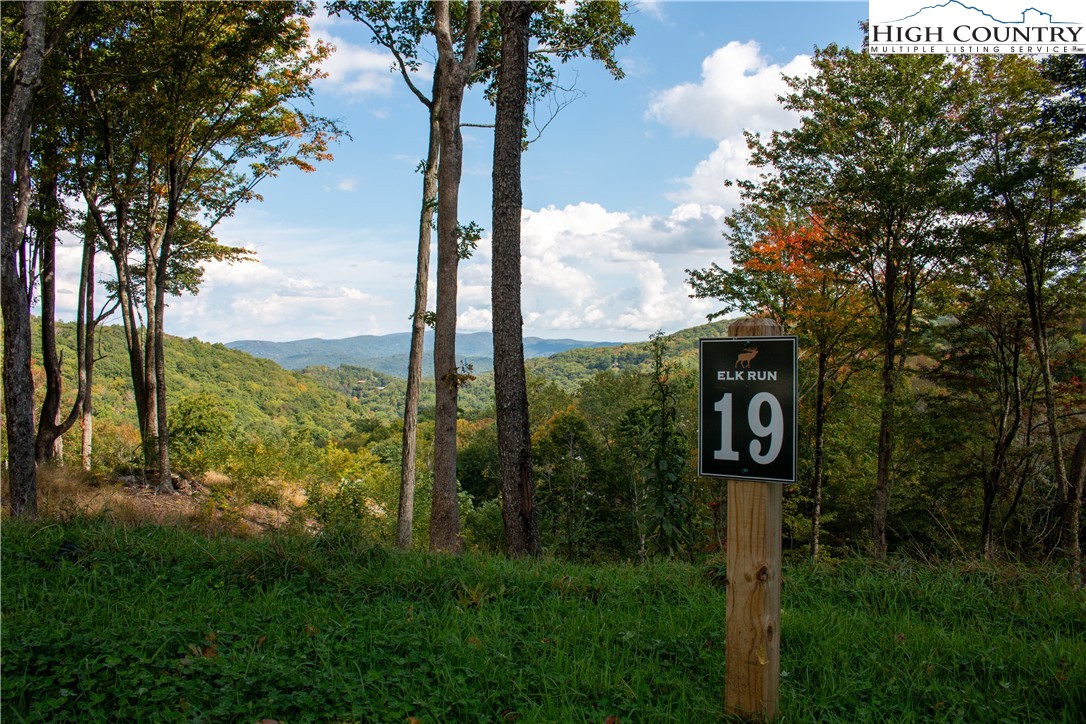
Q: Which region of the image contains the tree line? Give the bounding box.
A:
[1,0,635,562]
[4,6,1082,578]
[3,0,337,510]
[688,47,1084,577]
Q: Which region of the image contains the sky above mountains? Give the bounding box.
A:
[55,1,869,344]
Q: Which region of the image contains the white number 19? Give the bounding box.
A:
[713,392,783,465]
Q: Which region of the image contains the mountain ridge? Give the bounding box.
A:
[227,331,622,376]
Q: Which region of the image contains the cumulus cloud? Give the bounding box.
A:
[648,41,810,140]
[458,203,725,338]
[314,32,399,96]
[167,257,392,341]
[649,40,813,209]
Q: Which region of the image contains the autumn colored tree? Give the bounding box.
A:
[740,48,969,559]
[689,211,871,559]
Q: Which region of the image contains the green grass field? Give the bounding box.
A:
[3,518,1083,722]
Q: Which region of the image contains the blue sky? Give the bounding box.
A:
[57,1,870,343]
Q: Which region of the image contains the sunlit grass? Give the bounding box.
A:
[3,518,1084,721]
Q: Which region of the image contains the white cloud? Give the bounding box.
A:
[165,251,395,342]
[337,177,359,192]
[456,202,727,338]
[635,1,667,22]
[648,41,811,140]
[649,41,813,209]
[314,32,399,97]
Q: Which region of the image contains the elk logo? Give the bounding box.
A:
[735,346,759,369]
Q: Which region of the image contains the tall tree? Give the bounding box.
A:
[743,47,968,558]
[963,55,1086,579]
[70,1,336,488]
[329,0,633,553]
[1,0,47,516]
[689,212,871,560]
[491,0,539,556]
[326,0,441,552]
[488,0,632,555]
[429,0,482,552]
[2,0,82,512]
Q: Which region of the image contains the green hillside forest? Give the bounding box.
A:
[26,314,1085,566]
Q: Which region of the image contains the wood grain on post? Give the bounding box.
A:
[724,317,783,720]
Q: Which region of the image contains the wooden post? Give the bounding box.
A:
[724,317,783,720]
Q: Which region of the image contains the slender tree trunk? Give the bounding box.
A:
[35,163,64,463]
[81,235,98,473]
[1,0,46,517]
[871,305,897,560]
[34,156,87,465]
[82,188,150,452]
[1017,241,1075,566]
[810,349,828,562]
[398,102,441,552]
[492,0,540,558]
[429,0,481,553]
[153,267,171,489]
[1068,428,1085,586]
[142,242,159,477]
[112,250,148,455]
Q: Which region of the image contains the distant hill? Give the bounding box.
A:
[37,318,735,454]
[37,319,365,441]
[226,331,621,376]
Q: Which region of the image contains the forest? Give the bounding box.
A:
[3,2,1085,719]
[5,1,1082,572]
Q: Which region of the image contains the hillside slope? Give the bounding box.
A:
[39,320,363,440]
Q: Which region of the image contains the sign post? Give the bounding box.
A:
[700,318,796,721]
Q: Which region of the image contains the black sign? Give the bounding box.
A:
[699,336,797,483]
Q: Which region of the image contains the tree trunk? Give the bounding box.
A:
[810,349,828,562]
[871,305,897,560]
[397,101,440,552]
[35,163,64,463]
[1016,240,1075,566]
[82,188,150,455]
[492,0,540,558]
[1,0,47,517]
[142,239,159,477]
[81,238,98,473]
[34,156,88,464]
[429,0,481,553]
[1068,428,1085,586]
[153,265,171,490]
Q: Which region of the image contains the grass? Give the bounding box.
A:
[2,517,1084,722]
